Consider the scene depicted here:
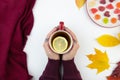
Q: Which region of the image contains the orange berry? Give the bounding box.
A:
[116,2,120,8]
[94,14,101,20]
[111,17,117,24]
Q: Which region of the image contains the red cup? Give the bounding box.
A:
[49,22,73,54]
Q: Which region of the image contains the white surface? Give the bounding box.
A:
[24,0,120,80]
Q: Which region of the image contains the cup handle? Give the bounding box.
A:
[58,21,65,30]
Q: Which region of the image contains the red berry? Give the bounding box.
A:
[100,0,106,4]
[91,8,98,14]
[98,6,105,12]
[114,8,120,14]
[106,4,114,9]
[118,15,120,20]
[104,11,110,17]
[109,0,115,2]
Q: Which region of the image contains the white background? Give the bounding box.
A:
[24,0,120,80]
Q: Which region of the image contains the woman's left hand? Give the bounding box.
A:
[43,27,60,60]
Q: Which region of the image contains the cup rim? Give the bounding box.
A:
[49,30,73,54]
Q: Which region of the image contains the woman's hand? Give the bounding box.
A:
[62,27,80,61]
[43,27,60,60]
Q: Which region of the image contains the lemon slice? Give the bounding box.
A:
[52,36,68,53]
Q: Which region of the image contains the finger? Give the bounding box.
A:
[73,43,79,52]
[46,27,58,38]
[43,41,59,59]
[65,27,78,42]
[43,41,52,54]
[44,37,49,43]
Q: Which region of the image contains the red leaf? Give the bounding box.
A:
[107,61,120,80]
[107,76,120,80]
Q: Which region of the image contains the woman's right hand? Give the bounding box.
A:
[62,27,80,61]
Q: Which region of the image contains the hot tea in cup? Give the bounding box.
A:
[49,22,73,54]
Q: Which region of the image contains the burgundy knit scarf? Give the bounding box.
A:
[0,0,35,79]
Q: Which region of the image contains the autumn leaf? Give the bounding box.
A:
[87,48,110,74]
[107,62,120,80]
[75,0,86,9]
[96,34,120,47]
[107,76,120,80]
[118,33,120,39]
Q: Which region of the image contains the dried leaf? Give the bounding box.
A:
[96,34,120,47]
[118,33,120,39]
[87,48,110,74]
[75,0,86,9]
[107,76,120,80]
[107,61,120,80]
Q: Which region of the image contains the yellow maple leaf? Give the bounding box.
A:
[96,34,120,47]
[118,33,120,39]
[87,48,110,74]
[75,0,86,9]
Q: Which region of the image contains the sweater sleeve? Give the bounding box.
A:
[39,59,61,80]
[63,59,82,80]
